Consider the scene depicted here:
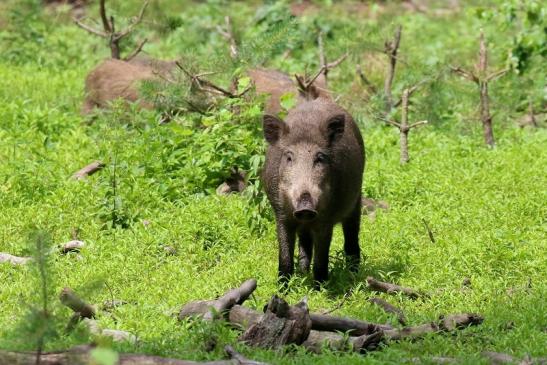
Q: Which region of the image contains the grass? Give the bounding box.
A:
[0,1,546,364]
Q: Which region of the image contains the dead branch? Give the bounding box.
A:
[366,276,425,299]
[175,62,251,99]
[84,318,138,343]
[73,0,149,59]
[449,66,478,83]
[123,38,148,61]
[0,253,32,265]
[72,161,104,180]
[384,25,402,113]
[309,313,394,335]
[369,297,407,326]
[356,64,377,94]
[295,51,348,98]
[302,330,384,354]
[179,279,257,321]
[59,287,96,319]
[0,345,271,365]
[216,16,238,61]
[239,296,311,348]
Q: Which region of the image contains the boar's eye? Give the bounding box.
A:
[314,152,329,165]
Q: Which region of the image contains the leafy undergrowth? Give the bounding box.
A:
[0,1,546,364]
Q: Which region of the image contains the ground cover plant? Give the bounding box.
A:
[0,0,545,364]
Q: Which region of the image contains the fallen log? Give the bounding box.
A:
[72,161,105,180]
[84,318,138,344]
[229,305,393,336]
[302,330,384,354]
[239,295,311,348]
[309,313,394,335]
[0,344,270,365]
[368,297,407,325]
[179,279,257,321]
[59,287,96,319]
[0,253,32,265]
[366,276,425,299]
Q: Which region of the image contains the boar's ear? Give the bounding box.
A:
[263,114,287,144]
[326,114,345,144]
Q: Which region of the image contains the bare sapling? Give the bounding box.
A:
[382,84,428,164]
[74,0,149,60]
[450,30,509,147]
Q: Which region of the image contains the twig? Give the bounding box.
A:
[321,291,351,315]
[422,218,435,243]
[216,16,238,60]
[369,297,407,326]
[356,64,377,94]
[366,276,425,299]
[123,38,148,61]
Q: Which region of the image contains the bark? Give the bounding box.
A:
[72,161,105,180]
[179,279,257,321]
[366,276,425,299]
[368,297,407,326]
[482,351,547,365]
[302,330,384,354]
[59,240,85,254]
[0,253,32,265]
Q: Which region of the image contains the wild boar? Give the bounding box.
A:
[261,97,365,285]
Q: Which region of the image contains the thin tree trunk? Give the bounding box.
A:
[400,88,410,163]
[478,31,494,147]
[384,25,402,114]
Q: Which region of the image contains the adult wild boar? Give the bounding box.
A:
[261,98,365,285]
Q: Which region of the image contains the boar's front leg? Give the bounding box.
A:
[343,196,362,272]
[312,226,334,284]
[276,220,296,283]
[298,230,313,273]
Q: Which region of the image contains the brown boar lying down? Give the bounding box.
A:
[81,57,328,115]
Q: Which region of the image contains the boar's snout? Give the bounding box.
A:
[293,192,318,222]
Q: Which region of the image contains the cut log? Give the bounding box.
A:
[0,253,32,265]
[72,161,105,180]
[179,279,257,321]
[366,276,425,299]
[369,297,407,325]
[239,295,311,348]
[0,344,271,365]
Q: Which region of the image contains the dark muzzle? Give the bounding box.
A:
[294,194,317,222]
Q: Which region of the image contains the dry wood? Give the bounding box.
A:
[84,318,138,343]
[367,276,425,299]
[239,296,311,348]
[295,50,348,98]
[356,64,377,94]
[309,312,394,335]
[384,25,402,113]
[422,218,436,243]
[0,253,32,265]
[59,287,96,319]
[216,16,238,61]
[0,344,270,365]
[179,279,257,321]
[368,297,407,326]
[302,329,384,354]
[74,0,149,60]
[72,161,105,180]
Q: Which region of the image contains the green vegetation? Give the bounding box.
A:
[0,0,545,364]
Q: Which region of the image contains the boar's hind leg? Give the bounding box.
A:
[298,230,313,273]
[277,222,296,283]
[342,197,361,272]
[312,227,334,284]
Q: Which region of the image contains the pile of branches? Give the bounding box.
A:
[178,278,484,355]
